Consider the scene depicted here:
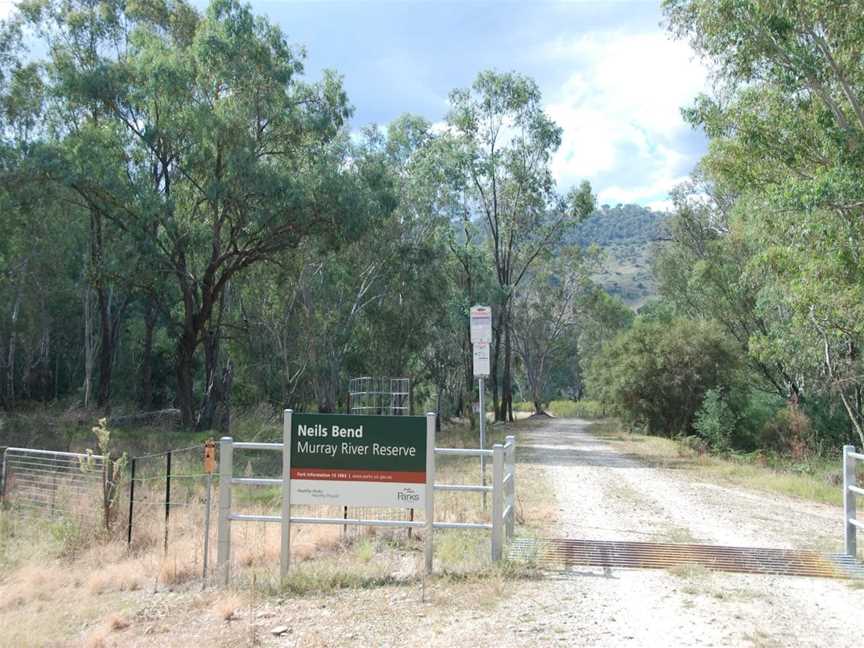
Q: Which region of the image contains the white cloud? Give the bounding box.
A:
[544,30,708,207]
[0,1,16,21]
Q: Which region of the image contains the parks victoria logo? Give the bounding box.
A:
[397,486,420,504]
[289,413,427,509]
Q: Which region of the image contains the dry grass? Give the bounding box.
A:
[0,417,556,645]
[668,562,711,580]
[662,526,699,545]
[87,559,149,594]
[212,593,245,621]
[83,613,131,648]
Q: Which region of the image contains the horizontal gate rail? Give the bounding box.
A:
[434,483,492,493]
[232,442,283,451]
[1,447,106,521]
[292,516,424,528]
[231,477,281,486]
[434,447,493,457]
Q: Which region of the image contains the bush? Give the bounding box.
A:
[760,405,814,459]
[587,317,742,437]
[693,388,739,451]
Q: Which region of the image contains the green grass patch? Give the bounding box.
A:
[277,562,406,596]
[436,529,490,571]
[593,421,848,507]
[513,400,606,419]
[549,400,606,419]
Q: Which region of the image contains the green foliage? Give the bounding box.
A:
[547,399,605,419]
[511,246,594,412]
[83,418,128,532]
[572,203,668,247]
[588,317,742,437]
[693,388,739,451]
[664,0,864,449]
[446,69,595,420]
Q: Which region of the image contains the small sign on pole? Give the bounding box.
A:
[472,342,490,377]
[470,305,492,344]
[203,438,217,474]
[202,438,216,582]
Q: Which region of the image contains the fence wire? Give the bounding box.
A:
[125,445,220,583]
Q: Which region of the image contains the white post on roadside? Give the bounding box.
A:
[479,375,487,510]
[505,434,516,539]
[491,442,505,561]
[202,471,212,581]
[281,409,293,581]
[843,445,857,557]
[425,412,436,574]
[217,436,233,586]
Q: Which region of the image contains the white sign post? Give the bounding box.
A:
[470,305,492,509]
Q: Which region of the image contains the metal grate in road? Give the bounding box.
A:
[509,538,864,580]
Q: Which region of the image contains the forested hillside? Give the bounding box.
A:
[572,204,667,308]
[573,203,668,248]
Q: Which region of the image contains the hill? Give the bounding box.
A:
[573,204,669,309]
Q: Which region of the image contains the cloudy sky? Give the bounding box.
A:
[255,0,710,211]
[0,0,709,210]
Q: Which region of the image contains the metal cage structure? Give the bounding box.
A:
[345,377,412,534]
[348,377,410,416]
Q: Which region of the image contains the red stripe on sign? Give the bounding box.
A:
[290,468,426,484]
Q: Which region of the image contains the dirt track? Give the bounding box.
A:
[491,418,864,647]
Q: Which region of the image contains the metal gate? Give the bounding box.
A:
[1,447,106,522]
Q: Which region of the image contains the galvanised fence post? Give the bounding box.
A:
[491,443,504,562]
[163,451,172,554]
[844,445,857,557]
[506,435,516,539]
[217,437,233,586]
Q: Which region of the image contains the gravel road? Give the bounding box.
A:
[141,417,864,648]
[492,417,864,647]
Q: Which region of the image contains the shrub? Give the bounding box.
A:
[760,405,814,459]
[693,388,739,451]
[587,317,742,437]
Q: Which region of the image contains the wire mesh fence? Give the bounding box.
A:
[0,447,106,525]
[125,445,219,582]
[349,377,410,416]
[346,380,419,534]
